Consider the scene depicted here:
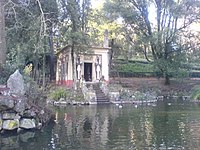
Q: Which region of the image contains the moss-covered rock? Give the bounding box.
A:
[3,119,19,130]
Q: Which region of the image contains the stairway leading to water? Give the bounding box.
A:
[93,83,110,104]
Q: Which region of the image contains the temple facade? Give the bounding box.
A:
[56,45,111,86]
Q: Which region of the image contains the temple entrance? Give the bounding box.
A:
[84,63,92,81]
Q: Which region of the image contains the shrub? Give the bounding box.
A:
[116,62,154,73]
[49,87,71,101]
[190,86,200,100]
[74,93,84,101]
[24,76,46,106]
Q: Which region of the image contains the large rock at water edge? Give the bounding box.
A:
[3,119,19,130]
[19,118,36,129]
[7,70,25,95]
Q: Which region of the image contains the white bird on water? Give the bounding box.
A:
[119,105,123,108]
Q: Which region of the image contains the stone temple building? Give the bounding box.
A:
[56,31,111,87]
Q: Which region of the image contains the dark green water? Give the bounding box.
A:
[1,101,200,150]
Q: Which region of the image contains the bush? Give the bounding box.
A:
[116,62,154,73]
[24,76,46,106]
[49,87,71,101]
[74,92,84,101]
[190,86,200,100]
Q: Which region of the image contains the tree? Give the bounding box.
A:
[88,4,131,68]
[57,0,91,89]
[36,0,58,86]
[104,0,200,84]
[4,0,58,85]
[0,0,6,67]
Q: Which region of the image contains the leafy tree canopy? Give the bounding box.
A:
[104,0,200,84]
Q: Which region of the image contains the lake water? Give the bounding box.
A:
[1,101,200,150]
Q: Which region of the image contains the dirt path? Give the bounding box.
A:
[110,77,200,94]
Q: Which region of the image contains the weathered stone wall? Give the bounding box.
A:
[0,95,49,132]
[0,70,53,133]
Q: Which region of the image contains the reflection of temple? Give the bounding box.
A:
[56,31,110,86]
[53,105,119,149]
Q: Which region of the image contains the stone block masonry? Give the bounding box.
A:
[0,95,52,132]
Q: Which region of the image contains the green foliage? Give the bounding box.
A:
[73,92,85,101]
[104,0,200,84]
[190,86,200,100]
[111,58,191,79]
[153,55,189,78]
[48,87,84,102]
[49,87,71,101]
[116,62,154,73]
[4,0,200,88]
[5,0,58,84]
[171,69,189,79]
[24,75,46,106]
[56,0,92,49]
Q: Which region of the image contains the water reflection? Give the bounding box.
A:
[1,102,200,149]
[83,117,92,138]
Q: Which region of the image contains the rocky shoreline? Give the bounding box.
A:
[46,80,193,107]
[0,70,54,133]
[0,94,53,133]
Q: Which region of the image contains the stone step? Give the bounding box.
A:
[95,91,106,94]
[96,98,109,100]
[96,97,109,102]
[97,100,109,103]
[92,83,110,104]
[97,101,110,104]
[96,94,108,98]
[97,99,110,102]
[96,93,107,95]
[97,97,108,99]
[96,96,108,99]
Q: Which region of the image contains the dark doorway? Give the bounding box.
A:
[84,63,92,81]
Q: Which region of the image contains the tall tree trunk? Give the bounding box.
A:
[71,43,77,90]
[49,30,55,81]
[42,53,46,87]
[0,1,6,67]
[164,73,170,85]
